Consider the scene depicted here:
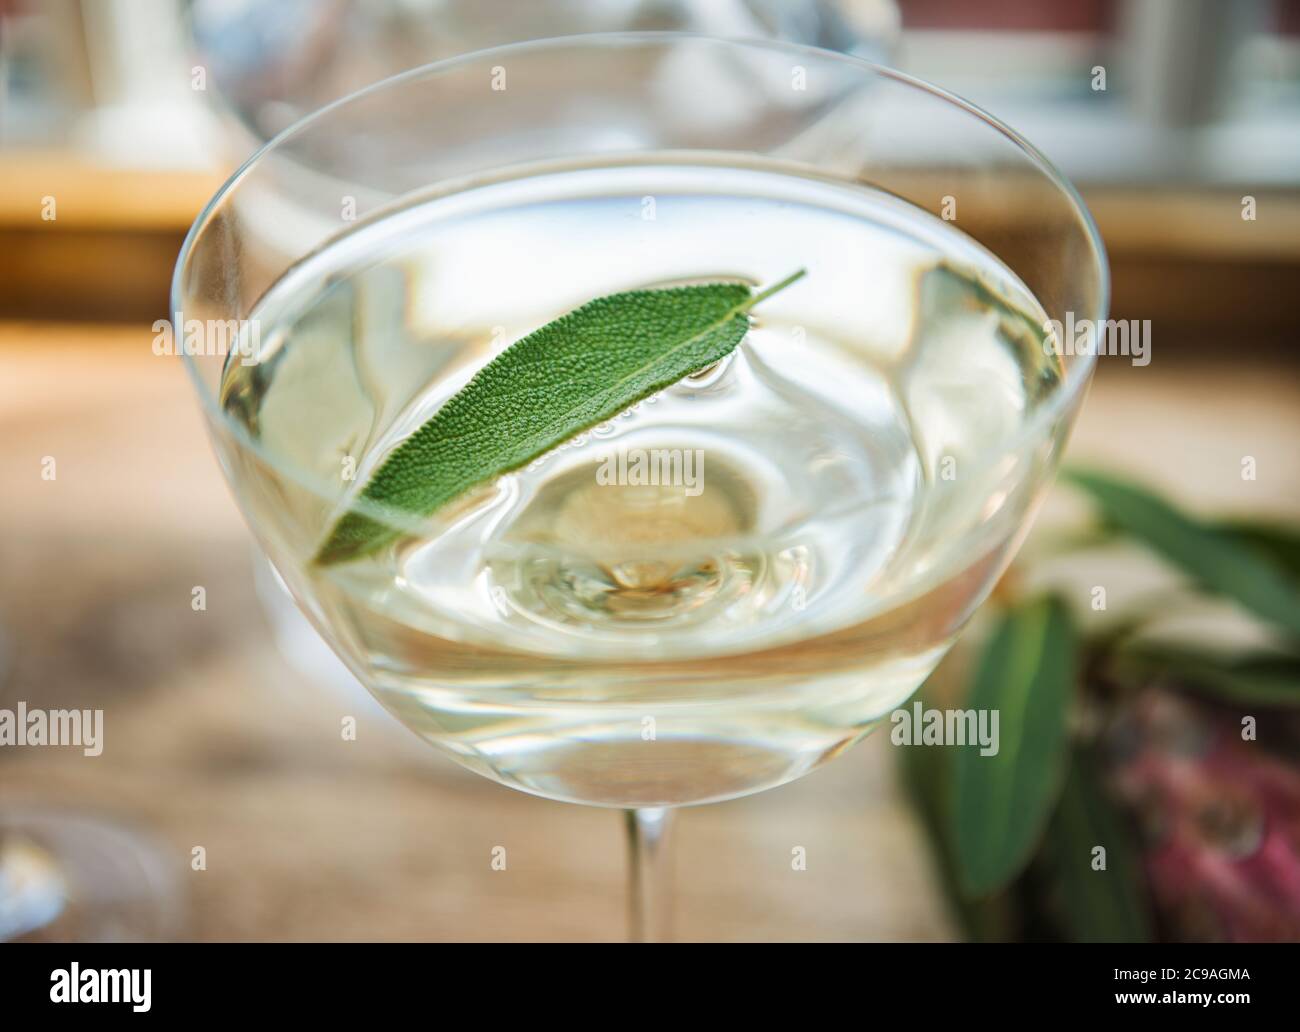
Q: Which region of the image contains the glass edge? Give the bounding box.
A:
[170,30,1111,541]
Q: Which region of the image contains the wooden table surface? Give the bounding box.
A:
[1,322,1296,941]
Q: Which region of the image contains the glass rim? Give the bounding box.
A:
[173,29,1109,549]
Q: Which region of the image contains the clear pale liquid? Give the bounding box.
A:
[223,161,1061,807]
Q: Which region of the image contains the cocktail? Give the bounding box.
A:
[175,34,1106,940]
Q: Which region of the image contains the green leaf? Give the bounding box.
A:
[1115,643,1300,707]
[316,270,806,564]
[952,596,1078,896]
[900,712,1017,941]
[1045,749,1153,943]
[1216,519,1300,583]
[1065,469,1300,638]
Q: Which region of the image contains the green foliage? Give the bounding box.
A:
[1044,750,1153,943]
[905,471,1300,941]
[1066,469,1300,637]
[951,597,1078,896]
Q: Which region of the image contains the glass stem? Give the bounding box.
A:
[623,807,674,943]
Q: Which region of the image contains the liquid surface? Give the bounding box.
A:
[223,162,1061,806]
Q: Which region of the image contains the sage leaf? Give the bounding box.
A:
[1216,519,1300,583]
[1065,469,1300,638]
[900,690,1017,941]
[952,596,1078,896]
[316,270,805,564]
[1045,749,1153,943]
[1116,643,1300,707]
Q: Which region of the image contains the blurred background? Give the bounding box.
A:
[1,0,1297,941]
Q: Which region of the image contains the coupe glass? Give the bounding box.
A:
[174,33,1106,941]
